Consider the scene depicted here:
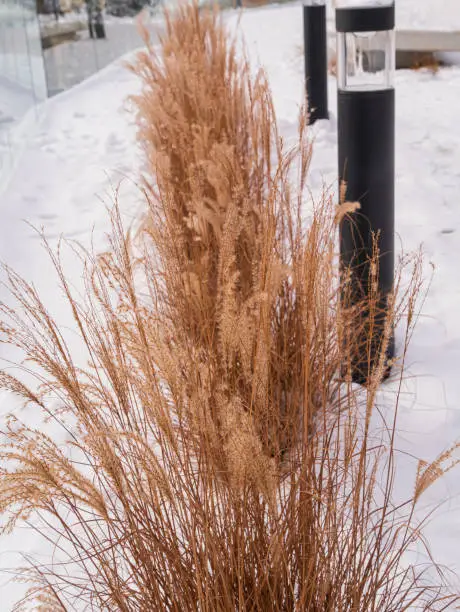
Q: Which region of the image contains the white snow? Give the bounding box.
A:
[0,52,145,609]
[396,0,460,31]
[2,0,460,608]
[0,51,144,303]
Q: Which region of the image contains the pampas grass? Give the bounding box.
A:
[0,2,458,610]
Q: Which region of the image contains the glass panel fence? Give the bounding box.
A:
[0,0,47,181]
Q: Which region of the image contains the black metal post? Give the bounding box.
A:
[303,1,329,125]
[86,0,106,39]
[52,0,60,21]
[94,10,106,39]
[337,3,395,384]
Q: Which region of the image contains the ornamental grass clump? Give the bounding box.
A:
[0,2,458,610]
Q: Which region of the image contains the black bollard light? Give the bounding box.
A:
[94,10,106,40]
[336,2,395,384]
[303,0,329,125]
[87,0,106,39]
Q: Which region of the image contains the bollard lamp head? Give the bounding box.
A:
[336,2,395,91]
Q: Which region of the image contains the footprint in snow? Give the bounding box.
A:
[106,133,124,152]
[41,144,57,154]
[37,213,58,222]
[40,228,85,241]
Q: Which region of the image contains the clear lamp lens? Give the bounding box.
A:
[337,29,395,91]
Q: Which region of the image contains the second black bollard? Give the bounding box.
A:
[303,0,329,125]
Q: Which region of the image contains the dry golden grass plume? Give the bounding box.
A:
[0,2,458,610]
[130,1,320,460]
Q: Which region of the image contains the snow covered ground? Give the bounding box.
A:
[0,52,145,609]
[396,0,460,31]
[1,1,460,608]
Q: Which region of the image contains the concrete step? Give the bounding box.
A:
[397,30,460,52]
[327,29,460,52]
[41,21,86,50]
[326,29,460,69]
